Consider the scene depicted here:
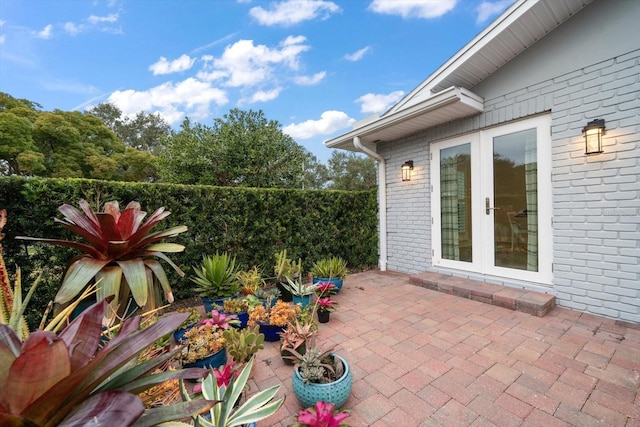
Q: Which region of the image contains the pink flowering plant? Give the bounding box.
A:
[315,282,338,298]
[178,310,238,364]
[315,297,338,313]
[193,362,239,393]
[293,401,352,427]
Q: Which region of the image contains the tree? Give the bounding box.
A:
[0,93,125,179]
[325,151,377,190]
[87,102,170,153]
[159,109,307,188]
[302,152,329,190]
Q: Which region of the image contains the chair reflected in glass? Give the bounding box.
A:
[507,211,527,252]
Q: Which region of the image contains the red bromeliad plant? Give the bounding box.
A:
[17,200,187,316]
[0,298,215,427]
[293,401,351,427]
[315,297,338,313]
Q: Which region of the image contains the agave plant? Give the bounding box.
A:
[17,200,187,316]
[177,356,284,427]
[0,298,215,427]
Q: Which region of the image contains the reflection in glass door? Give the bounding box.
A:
[440,144,472,262]
[492,129,538,272]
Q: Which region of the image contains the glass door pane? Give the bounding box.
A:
[492,128,538,271]
[440,144,472,262]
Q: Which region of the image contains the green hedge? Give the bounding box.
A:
[0,177,378,327]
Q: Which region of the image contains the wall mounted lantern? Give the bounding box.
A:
[582,118,605,155]
[401,160,414,181]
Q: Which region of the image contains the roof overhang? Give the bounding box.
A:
[325,86,483,152]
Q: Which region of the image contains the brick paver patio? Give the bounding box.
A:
[247,270,640,426]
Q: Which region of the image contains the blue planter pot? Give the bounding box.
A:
[183,347,227,370]
[292,354,352,408]
[312,277,344,293]
[258,322,285,342]
[173,322,196,344]
[201,296,230,313]
[292,294,312,308]
[224,311,248,329]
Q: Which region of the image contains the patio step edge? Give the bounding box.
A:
[409,272,555,317]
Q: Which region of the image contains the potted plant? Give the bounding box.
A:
[191,252,240,312]
[281,277,319,308]
[221,298,250,328]
[311,257,348,292]
[178,310,238,369]
[223,325,265,373]
[250,288,280,308]
[314,281,338,298]
[173,307,202,343]
[273,249,302,302]
[237,266,264,296]
[287,342,353,409]
[293,401,352,427]
[178,356,284,427]
[314,297,338,323]
[279,319,317,365]
[248,300,300,341]
[16,200,188,320]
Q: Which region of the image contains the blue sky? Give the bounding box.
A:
[0,0,513,162]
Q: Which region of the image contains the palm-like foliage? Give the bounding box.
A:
[17,200,187,314]
[0,298,214,427]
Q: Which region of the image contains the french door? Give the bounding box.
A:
[431,115,552,285]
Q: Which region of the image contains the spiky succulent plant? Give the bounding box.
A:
[17,200,187,315]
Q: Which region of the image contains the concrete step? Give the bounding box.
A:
[409,271,555,317]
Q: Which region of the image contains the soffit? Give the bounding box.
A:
[325,86,483,152]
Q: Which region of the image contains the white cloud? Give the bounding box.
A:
[36,24,53,39]
[0,36,5,44]
[283,110,355,139]
[149,54,196,75]
[345,46,370,62]
[199,36,311,88]
[356,90,405,114]
[247,87,282,103]
[369,0,457,19]
[476,0,513,24]
[107,78,229,125]
[250,0,340,27]
[293,71,326,85]
[64,22,83,35]
[88,13,119,24]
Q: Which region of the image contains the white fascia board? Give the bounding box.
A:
[325,86,483,149]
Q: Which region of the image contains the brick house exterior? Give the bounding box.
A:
[326,0,640,323]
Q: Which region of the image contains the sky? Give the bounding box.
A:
[0,0,514,163]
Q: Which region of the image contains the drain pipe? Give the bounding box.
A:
[353,136,387,271]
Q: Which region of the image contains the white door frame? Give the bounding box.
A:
[431,115,552,286]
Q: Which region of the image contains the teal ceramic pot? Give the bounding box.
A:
[292,354,352,408]
[183,347,227,370]
[292,294,311,308]
[312,277,343,292]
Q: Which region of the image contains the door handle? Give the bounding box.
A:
[485,198,500,215]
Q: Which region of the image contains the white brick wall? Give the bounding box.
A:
[378,49,640,322]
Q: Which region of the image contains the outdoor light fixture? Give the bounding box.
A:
[583,118,605,155]
[401,160,414,181]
